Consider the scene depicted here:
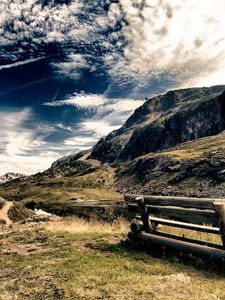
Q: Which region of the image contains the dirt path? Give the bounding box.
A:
[0,201,13,225]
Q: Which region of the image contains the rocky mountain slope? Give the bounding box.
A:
[90,85,225,162]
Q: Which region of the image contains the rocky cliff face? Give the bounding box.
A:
[90,85,225,162]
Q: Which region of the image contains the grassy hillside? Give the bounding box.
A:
[116,131,225,198]
[1,217,225,300]
[0,164,121,203]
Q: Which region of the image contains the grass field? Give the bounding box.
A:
[1,217,225,300]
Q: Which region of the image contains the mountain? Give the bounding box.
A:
[2,85,225,207]
[90,85,225,162]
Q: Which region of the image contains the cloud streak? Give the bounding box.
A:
[0,56,47,70]
[44,93,106,109]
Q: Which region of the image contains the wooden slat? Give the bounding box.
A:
[128,231,225,260]
[154,231,223,249]
[124,194,225,210]
[144,195,215,210]
[150,216,220,234]
[146,205,217,226]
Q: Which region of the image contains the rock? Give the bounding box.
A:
[156,273,191,284]
[216,169,225,180]
[34,209,52,216]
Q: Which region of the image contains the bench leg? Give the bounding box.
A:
[136,197,153,233]
[214,202,225,248]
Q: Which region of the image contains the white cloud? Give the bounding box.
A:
[72,96,145,138]
[64,136,98,148]
[0,0,84,46]
[80,120,119,137]
[105,0,225,90]
[52,54,90,80]
[0,152,59,176]
[0,1,103,64]
[0,109,61,175]
[1,109,34,156]
[50,93,145,160]
[44,93,106,109]
[57,98,143,161]
[44,92,144,155]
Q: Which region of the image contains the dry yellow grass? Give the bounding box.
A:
[46,216,129,235]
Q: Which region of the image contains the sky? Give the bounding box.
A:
[1,0,225,175]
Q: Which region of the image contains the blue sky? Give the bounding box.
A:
[1,0,225,174]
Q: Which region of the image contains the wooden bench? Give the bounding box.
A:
[125,194,225,261]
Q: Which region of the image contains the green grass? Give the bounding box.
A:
[0,165,122,214]
[137,131,225,162]
[1,217,225,300]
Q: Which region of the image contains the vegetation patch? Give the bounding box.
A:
[8,202,33,222]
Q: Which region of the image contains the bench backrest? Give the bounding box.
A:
[125,194,225,249]
[125,194,223,226]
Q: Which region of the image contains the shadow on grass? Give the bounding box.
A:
[86,238,225,277]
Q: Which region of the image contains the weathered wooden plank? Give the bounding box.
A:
[214,202,225,248]
[154,231,223,249]
[128,231,225,260]
[124,194,225,210]
[144,196,215,210]
[146,205,217,226]
[149,216,220,234]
